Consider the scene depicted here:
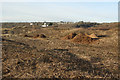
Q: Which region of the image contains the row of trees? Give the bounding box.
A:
[2,21,100,28]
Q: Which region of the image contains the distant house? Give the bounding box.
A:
[42,22,48,27]
[30,23,33,26]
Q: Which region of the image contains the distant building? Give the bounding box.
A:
[30,23,33,26]
[42,22,48,27]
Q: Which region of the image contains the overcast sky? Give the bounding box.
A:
[1,1,118,23]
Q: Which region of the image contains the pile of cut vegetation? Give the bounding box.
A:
[71,33,97,43]
[86,33,98,39]
[24,34,32,37]
[62,32,98,43]
[62,33,77,40]
[39,34,46,38]
[24,34,46,38]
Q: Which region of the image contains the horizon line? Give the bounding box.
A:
[0,21,118,23]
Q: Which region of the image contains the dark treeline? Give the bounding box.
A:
[1,21,118,28]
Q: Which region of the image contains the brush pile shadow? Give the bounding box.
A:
[2,39,118,78]
[37,49,115,78]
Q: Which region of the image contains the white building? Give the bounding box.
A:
[42,23,48,27]
[30,23,33,26]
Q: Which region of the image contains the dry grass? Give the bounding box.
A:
[2,22,119,79]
